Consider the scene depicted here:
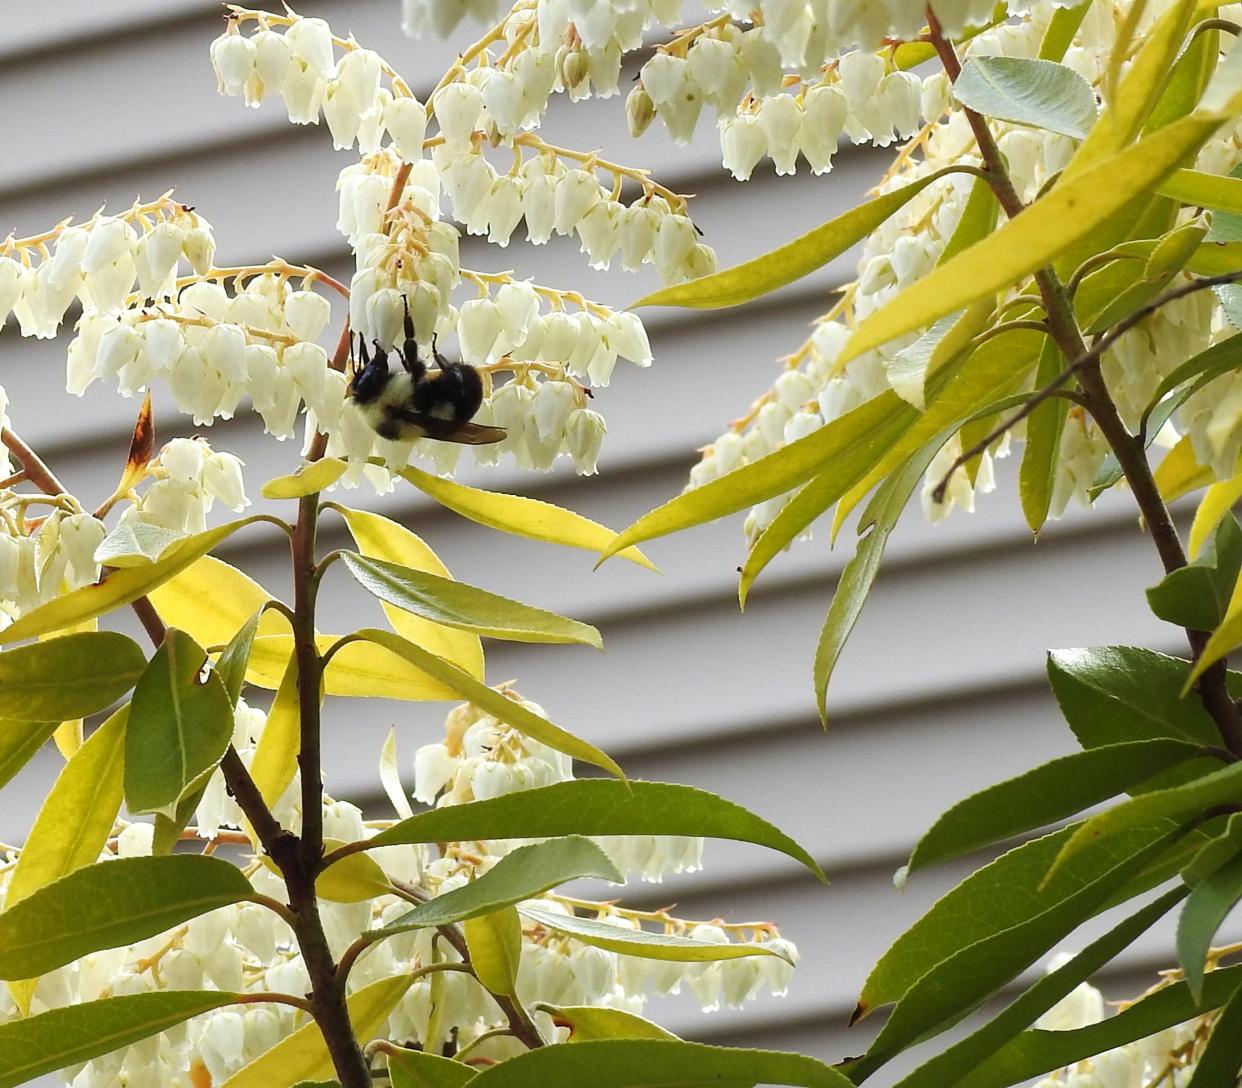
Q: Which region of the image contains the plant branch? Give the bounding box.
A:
[927,12,1242,758]
[1,429,68,496]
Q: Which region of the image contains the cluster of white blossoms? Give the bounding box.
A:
[1,196,215,342]
[1030,956,1219,1087]
[412,696,704,882]
[687,0,1242,540]
[0,507,106,628]
[119,437,250,537]
[1,695,795,1085]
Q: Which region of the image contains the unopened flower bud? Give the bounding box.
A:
[626,84,657,137]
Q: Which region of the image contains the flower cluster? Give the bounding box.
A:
[1030,954,1222,1087]
[690,0,1242,542]
[0,506,106,628]
[1,196,214,342]
[3,693,796,1085]
[119,437,250,537]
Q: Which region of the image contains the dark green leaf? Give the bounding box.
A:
[954,56,1098,138]
[908,739,1212,873]
[1019,339,1069,534]
[0,991,244,1088]
[370,837,621,935]
[215,609,264,706]
[124,629,235,817]
[858,821,1182,1017]
[630,168,967,310]
[0,632,145,721]
[468,1040,852,1087]
[850,827,1181,1079]
[0,855,254,979]
[895,886,1186,1088]
[1183,811,1242,885]
[152,778,212,857]
[362,779,824,883]
[956,964,1242,1088]
[1187,980,1242,1087]
[0,720,58,791]
[1038,2,1093,62]
[348,629,622,779]
[388,1050,476,1088]
[1147,515,1242,629]
[341,552,601,649]
[1179,853,1242,1001]
[1144,22,1219,133]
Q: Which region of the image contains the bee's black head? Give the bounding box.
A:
[350,357,392,405]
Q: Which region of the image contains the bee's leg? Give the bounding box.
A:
[400,295,426,382]
[431,333,451,371]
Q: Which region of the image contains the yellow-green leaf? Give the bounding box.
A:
[1158,168,1242,213]
[1155,435,1216,502]
[148,555,285,652]
[0,632,146,721]
[248,653,303,812]
[262,459,349,499]
[0,517,269,645]
[348,629,623,779]
[839,112,1227,368]
[603,390,913,564]
[630,167,967,310]
[1038,2,1093,62]
[380,727,415,820]
[342,552,602,649]
[0,720,57,792]
[1020,339,1070,534]
[399,465,656,571]
[536,1004,678,1042]
[1191,474,1242,558]
[264,839,393,903]
[247,633,460,701]
[220,973,416,1088]
[1065,0,1197,177]
[463,907,522,996]
[325,504,484,680]
[4,706,127,1015]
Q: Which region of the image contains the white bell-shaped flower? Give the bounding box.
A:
[384,95,429,160]
[433,82,485,145]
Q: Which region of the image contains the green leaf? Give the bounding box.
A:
[1147,513,1242,629]
[1183,811,1242,885]
[362,779,824,882]
[124,629,235,817]
[399,464,656,571]
[315,838,394,903]
[1179,852,1242,1001]
[221,973,415,1088]
[1160,167,1242,214]
[0,854,254,979]
[0,517,270,644]
[893,887,1186,1088]
[954,56,1098,138]
[0,991,244,1088]
[388,1050,477,1088]
[94,521,187,567]
[839,111,1228,367]
[1186,570,1242,688]
[326,503,484,680]
[0,720,57,791]
[467,1040,852,1087]
[1144,19,1219,133]
[814,448,933,724]
[341,552,602,650]
[248,652,303,812]
[1187,980,1242,1087]
[262,458,348,499]
[908,739,1212,874]
[535,1005,678,1042]
[630,168,967,310]
[520,903,792,964]
[215,609,264,706]
[955,964,1242,1088]
[463,907,522,996]
[1019,340,1070,533]
[1050,761,1242,879]
[0,631,145,721]
[938,178,1002,266]
[857,821,1179,1018]
[372,837,620,937]
[152,782,210,857]
[1038,1,1093,62]
[348,629,623,779]
[850,827,1182,1079]
[603,390,914,563]
[1048,646,1226,752]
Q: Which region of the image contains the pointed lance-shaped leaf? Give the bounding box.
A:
[0,631,145,721]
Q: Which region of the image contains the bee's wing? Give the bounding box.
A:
[391,407,507,445]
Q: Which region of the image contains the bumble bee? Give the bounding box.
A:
[347,303,505,445]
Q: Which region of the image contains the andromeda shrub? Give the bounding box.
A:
[3,0,1242,1086]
